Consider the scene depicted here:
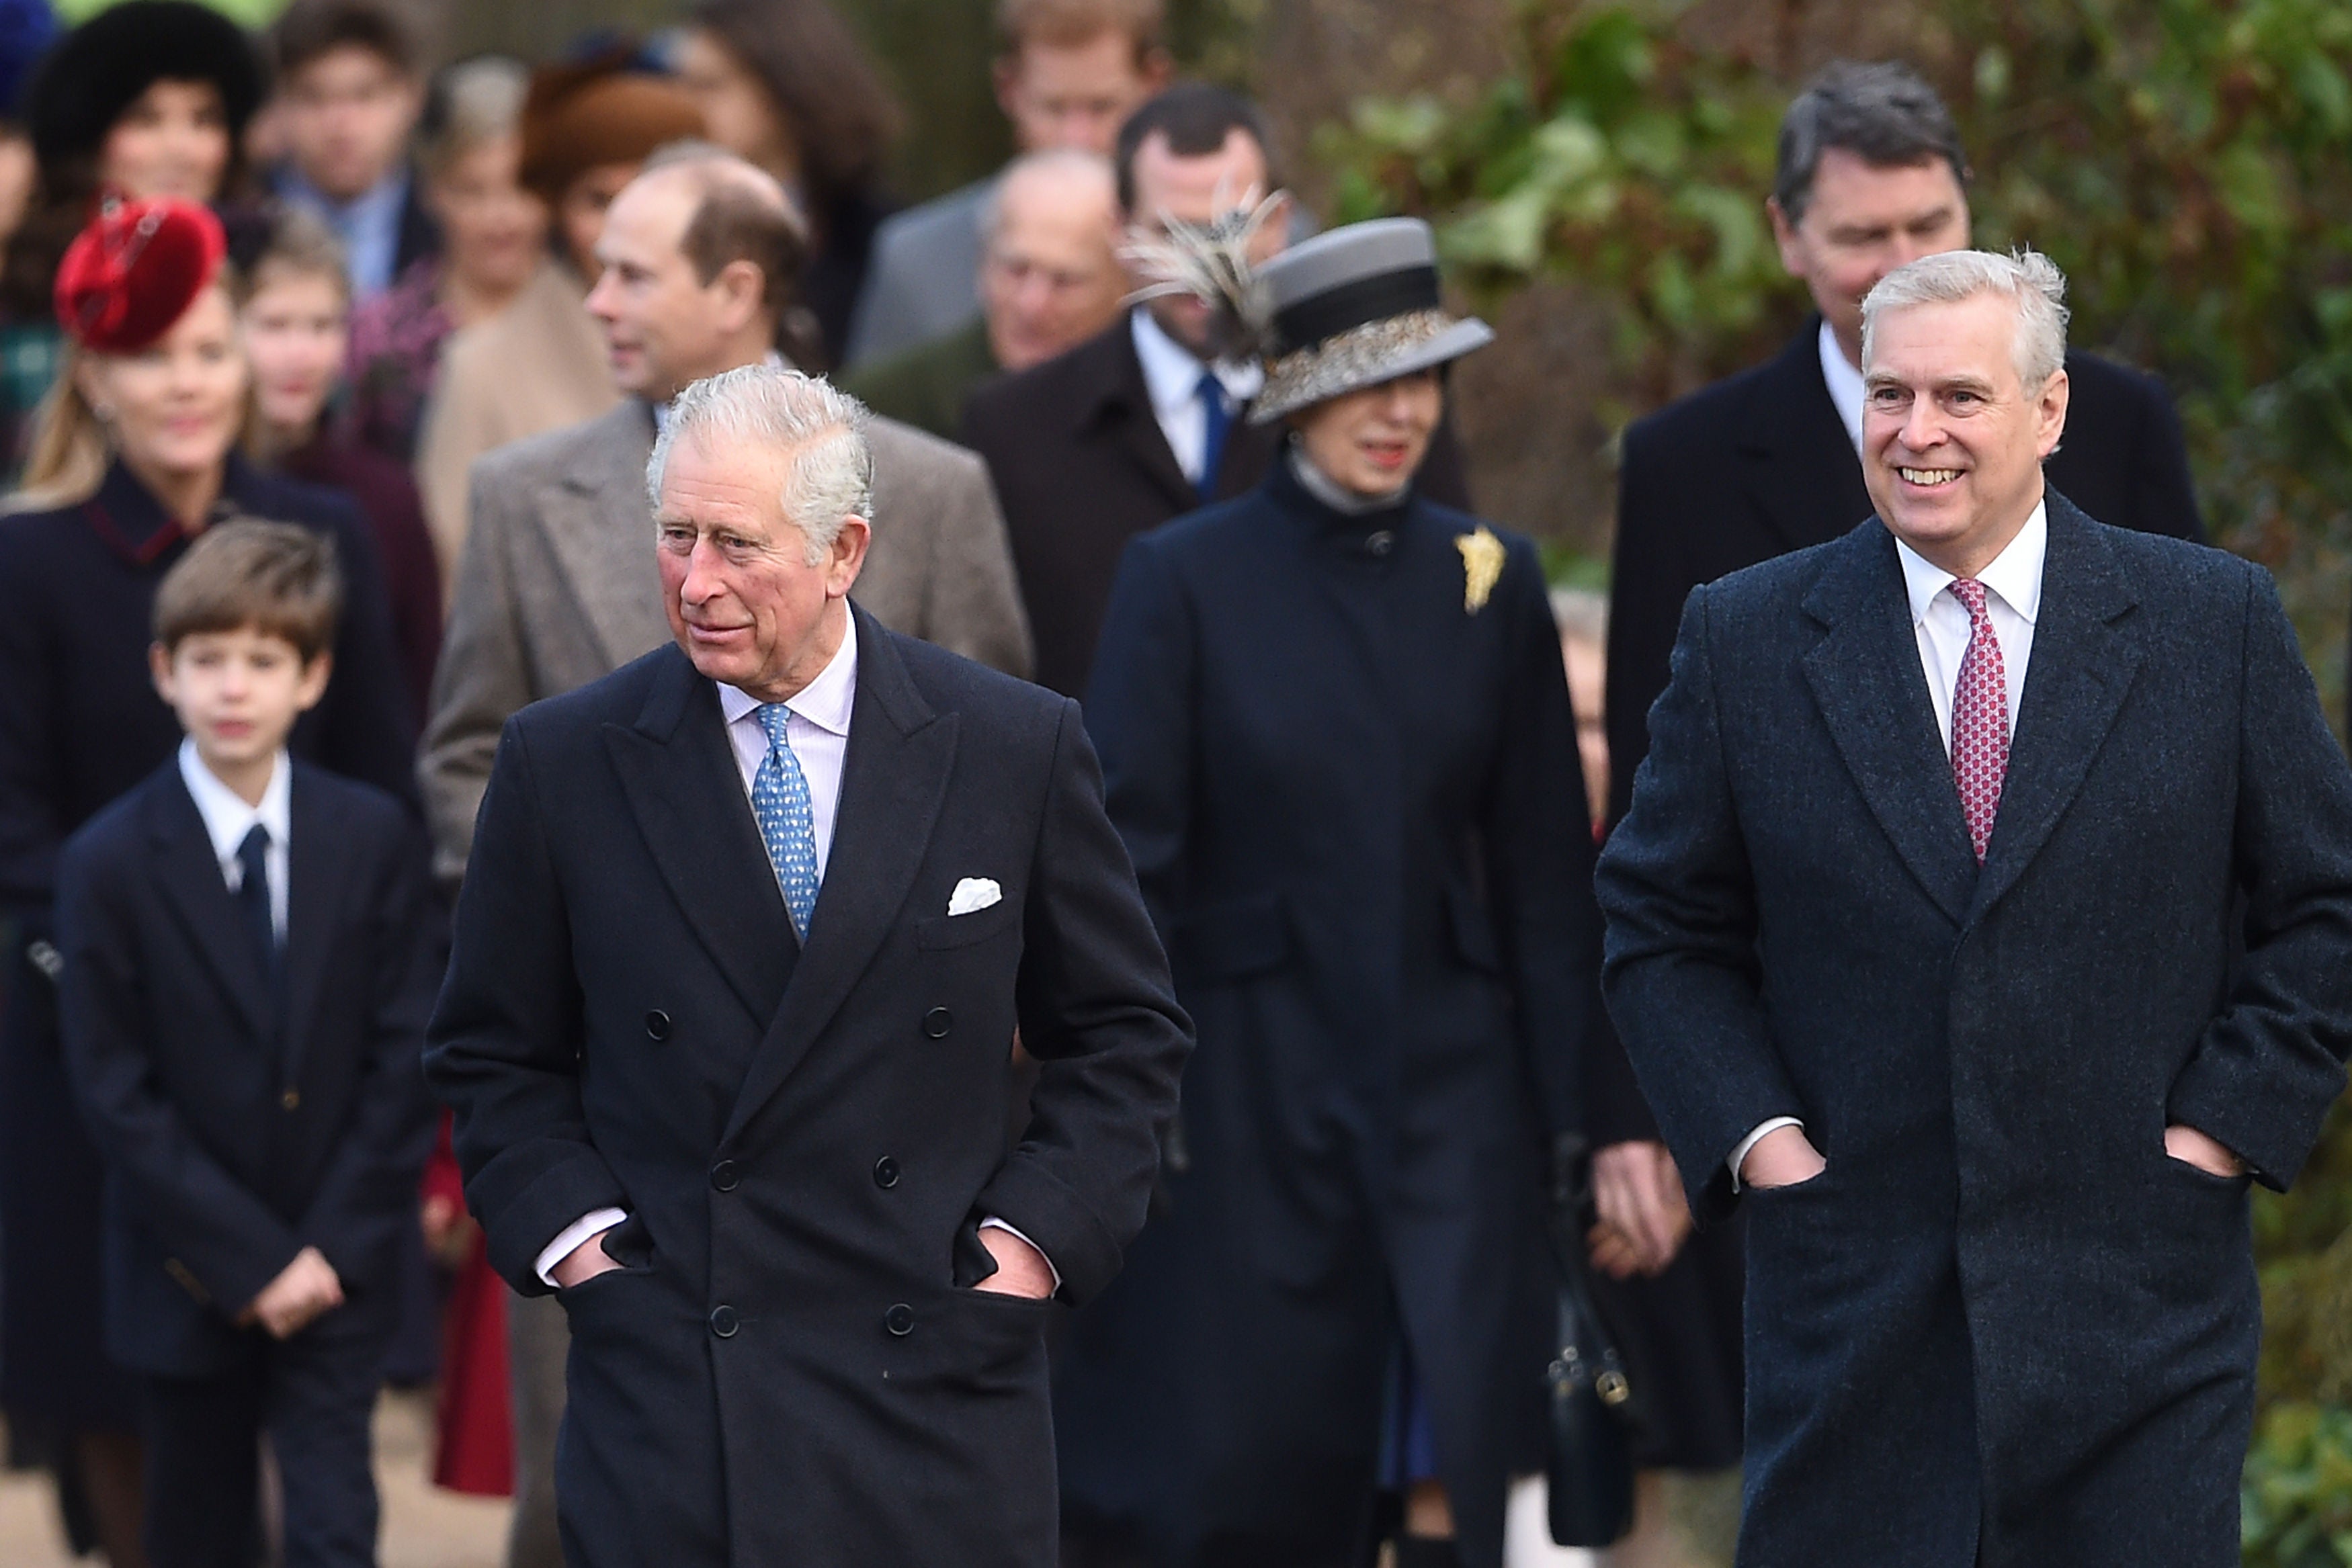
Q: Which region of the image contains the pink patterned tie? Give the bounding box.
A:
[1948,578,2010,863]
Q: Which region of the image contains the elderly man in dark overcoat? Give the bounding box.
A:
[425,365,1190,1567]
[1597,247,2352,1565]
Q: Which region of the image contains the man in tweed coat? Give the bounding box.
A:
[1597,249,2352,1565]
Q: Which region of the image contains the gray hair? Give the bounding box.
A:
[647,367,874,567]
[417,56,530,177]
[978,148,1119,245]
[1774,60,1968,226]
[1861,248,2069,390]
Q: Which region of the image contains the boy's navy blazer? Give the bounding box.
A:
[56,758,440,1377]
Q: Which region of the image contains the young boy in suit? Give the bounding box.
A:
[57,519,439,1568]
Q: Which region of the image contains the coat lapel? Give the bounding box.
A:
[1082,318,1198,515]
[1737,324,1875,554]
[1967,494,2142,920]
[604,646,798,1028]
[724,609,956,1143]
[145,775,276,1039]
[1800,523,1978,926]
[533,404,671,671]
[277,767,351,1085]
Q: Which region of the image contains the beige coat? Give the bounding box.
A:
[419,399,1034,883]
[415,260,619,582]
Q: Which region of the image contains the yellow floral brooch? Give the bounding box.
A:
[1456,527,1503,613]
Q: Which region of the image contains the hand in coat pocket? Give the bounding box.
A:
[2164,1123,2246,1178]
[1740,1125,1827,1191]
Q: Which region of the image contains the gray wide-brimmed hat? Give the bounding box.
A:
[1248,217,1493,423]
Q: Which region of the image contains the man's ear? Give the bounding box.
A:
[148,642,176,705]
[825,516,872,599]
[992,53,1024,122]
[294,651,334,714]
[1137,48,1173,95]
[2035,367,2071,460]
[714,258,768,335]
[1767,196,1805,279]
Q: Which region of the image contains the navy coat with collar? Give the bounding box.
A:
[55,760,439,1373]
[1060,459,1601,1568]
[424,610,1190,1568]
[1595,495,2352,1565]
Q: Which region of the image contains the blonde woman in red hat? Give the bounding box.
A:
[0,195,419,1565]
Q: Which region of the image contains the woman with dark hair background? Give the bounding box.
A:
[0,1,266,471]
[674,0,903,367]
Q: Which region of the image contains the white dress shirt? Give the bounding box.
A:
[717,613,857,879]
[178,740,290,941]
[1130,309,1263,488]
[538,613,1056,1289]
[1818,318,1866,453]
[1730,500,2048,1188]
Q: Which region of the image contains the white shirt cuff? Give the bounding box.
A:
[1728,1119,1805,1192]
[536,1208,629,1286]
[978,1217,1061,1292]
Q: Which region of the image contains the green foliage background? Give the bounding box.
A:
[1319,3,2352,1559]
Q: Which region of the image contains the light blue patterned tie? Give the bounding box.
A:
[752,704,820,936]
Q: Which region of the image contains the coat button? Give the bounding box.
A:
[644,1010,671,1041]
[872,1156,900,1189]
[884,1303,915,1336]
[710,1160,741,1192]
[922,1006,952,1039]
[710,1305,739,1338]
[1366,529,1394,556]
[280,1088,300,1111]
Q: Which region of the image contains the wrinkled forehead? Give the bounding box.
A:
[1862,292,2023,382]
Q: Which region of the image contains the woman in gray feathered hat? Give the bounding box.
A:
[1061,213,1607,1568]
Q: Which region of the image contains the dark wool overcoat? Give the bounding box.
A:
[1596,497,2352,1567]
[1059,459,1603,1568]
[425,614,1191,1568]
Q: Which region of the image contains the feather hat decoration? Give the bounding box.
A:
[1120,184,1290,362]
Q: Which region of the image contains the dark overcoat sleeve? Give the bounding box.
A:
[423,717,622,1293]
[986,695,1194,1305]
[0,525,62,912]
[1594,583,1806,1219]
[296,809,440,1276]
[1080,535,1195,928]
[56,831,302,1310]
[1480,538,1599,1139]
[2165,568,2352,1187]
[1603,417,1689,830]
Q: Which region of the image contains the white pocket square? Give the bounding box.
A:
[948,877,1002,916]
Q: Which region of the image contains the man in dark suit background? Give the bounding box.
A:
[1597,248,2352,1563]
[1585,60,2209,1479]
[961,83,1470,697]
[426,365,1191,1567]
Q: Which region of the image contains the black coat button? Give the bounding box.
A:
[922,1006,952,1039]
[1366,529,1394,556]
[710,1160,741,1192]
[873,1156,900,1189]
[644,1010,671,1041]
[884,1303,915,1336]
[710,1305,739,1338]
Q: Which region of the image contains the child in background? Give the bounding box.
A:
[56,520,439,1568]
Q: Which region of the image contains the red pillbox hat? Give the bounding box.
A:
[53,197,227,354]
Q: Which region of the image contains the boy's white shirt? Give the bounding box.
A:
[177,739,291,942]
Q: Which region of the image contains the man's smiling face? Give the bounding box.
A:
[1861,290,2068,577]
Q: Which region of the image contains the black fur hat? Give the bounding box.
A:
[22,1,266,178]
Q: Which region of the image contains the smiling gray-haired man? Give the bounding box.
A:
[425,365,1190,1568]
[1597,250,2352,1564]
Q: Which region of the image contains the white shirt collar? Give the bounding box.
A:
[1130,308,1262,420]
[1894,498,2049,629]
[177,738,292,864]
[716,607,859,735]
[1818,318,1866,453]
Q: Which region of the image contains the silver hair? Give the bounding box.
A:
[1861,247,2070,389]
[646,366,874,567]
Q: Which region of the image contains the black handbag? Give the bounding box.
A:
[1544,1133,1638,1548]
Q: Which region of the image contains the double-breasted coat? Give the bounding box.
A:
[425,615,1191,1567]
[1596,498,2352,1565]
[1062,457,1602,1568]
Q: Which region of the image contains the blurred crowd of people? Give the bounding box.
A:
[0,0,2234,1565]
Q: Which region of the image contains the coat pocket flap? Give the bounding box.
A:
[915,899,1022,951]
